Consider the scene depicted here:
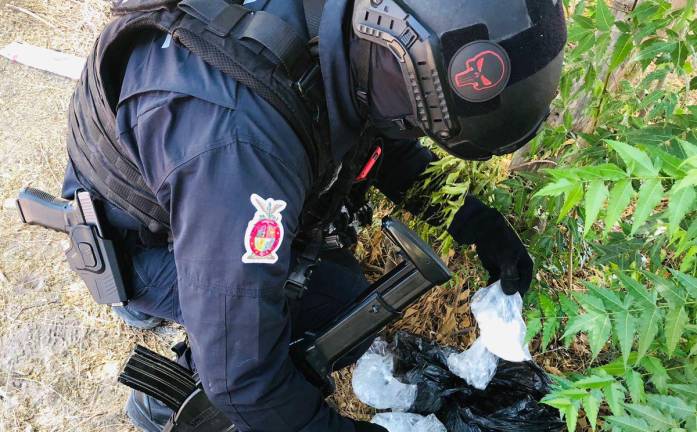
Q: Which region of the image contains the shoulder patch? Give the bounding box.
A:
[242,194,287,264]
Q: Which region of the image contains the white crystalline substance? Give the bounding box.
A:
[351,339,417,411]
[371,413,447,432]
[447,280,531,390]
[446,338,498,390]
[471,280,532,362]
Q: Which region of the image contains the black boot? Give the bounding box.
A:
[126,389,173,432]
[123,342,235,432]
[124,341,187,431]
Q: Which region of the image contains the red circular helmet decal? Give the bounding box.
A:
[448,41,511,103]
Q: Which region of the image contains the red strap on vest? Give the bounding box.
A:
[355,145,382,182]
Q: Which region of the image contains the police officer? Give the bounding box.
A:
[62,0,566,430]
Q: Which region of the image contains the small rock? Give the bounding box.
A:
[3,198,17,210]
[101,361,120,381]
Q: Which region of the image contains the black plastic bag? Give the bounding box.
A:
[390,332,564,432]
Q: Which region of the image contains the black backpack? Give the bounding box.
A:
[67,0,363,235]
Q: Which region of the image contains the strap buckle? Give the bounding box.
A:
[284,230,323,300]
[296,64,323,123]
[284,278,308,301]
[322,234,344,251]
[296,64,322,100]
[284,259,318,300]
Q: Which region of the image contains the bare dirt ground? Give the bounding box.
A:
[0,1,502,431]
[0,2,186,430]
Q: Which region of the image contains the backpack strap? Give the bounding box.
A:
[303,0,325,39]
[178,0,310,79]
[177,0,249,36]
[171,7,325,172]
[352,38,372,120]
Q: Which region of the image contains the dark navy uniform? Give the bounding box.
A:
[55,0,567,428]
[62,1,432,430]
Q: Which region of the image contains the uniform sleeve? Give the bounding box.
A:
[130,95,355,432]
[374,139,437,215]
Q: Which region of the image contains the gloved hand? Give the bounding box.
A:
[355,420,389,432]
[448,196,533,296]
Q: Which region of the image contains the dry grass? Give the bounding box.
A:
[327,209,488,421]
[0,2,183,431]
[0,2,582,431]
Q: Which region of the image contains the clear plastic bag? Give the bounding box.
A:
[470,280,531,363]
[371,413,447,432]
[351,338,417,411]
[446,281,531,390]
[446,338,498,390]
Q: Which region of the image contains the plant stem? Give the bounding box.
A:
[591,68,613,133]
[568,217,574,291]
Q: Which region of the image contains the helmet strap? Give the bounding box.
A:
[350,38,373,121]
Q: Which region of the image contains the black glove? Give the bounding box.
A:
[448,196,533,296]
[354,420,389,431]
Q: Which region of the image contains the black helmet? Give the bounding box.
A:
[352,0,567,160]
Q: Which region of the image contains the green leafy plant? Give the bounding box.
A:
[541,270,697,430]
[527,1,697,430]
[409,0,697,430]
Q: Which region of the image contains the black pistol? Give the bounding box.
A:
[16,187,128,306]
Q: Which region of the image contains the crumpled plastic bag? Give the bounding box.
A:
[446,338,498,390]
[446,281,531,390]
[440,360,564,432]
[390,332,460,413]
[471,281,532,362]
[353,332,564,432]
[371,413,447,432]
[352,338,417,410]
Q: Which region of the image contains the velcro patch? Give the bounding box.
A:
[448,41,511,103]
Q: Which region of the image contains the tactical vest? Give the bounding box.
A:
[67,0,373,237]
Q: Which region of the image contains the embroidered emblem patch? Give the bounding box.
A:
[242,194,287,264]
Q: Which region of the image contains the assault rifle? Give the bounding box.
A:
[119,217,452,431]
[16,187,128,305]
